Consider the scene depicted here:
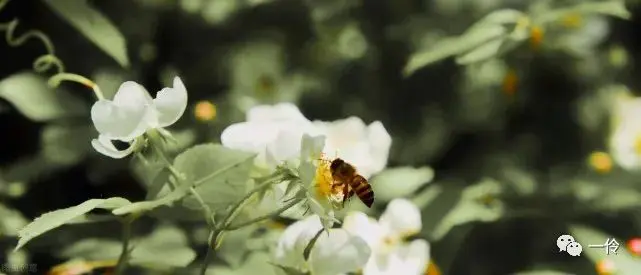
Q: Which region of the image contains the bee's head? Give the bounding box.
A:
[329,158,345,173]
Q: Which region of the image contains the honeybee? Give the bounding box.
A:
[328,158,374,208]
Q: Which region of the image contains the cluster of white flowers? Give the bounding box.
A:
[220,103,392,177]
[274,198,429,275]
[220,103,392,227]
[87,79,428,274]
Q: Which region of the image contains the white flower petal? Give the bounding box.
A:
[309,229,371,275]
[366,121,392,175]
[274,215,323,269]
[267,128,307,163]
[379,199,422,238]
[364,239,429,275]
[91,135,135,159]
[342,211,385,248]
[313,117,392,178]
[221,122,278,152]
[300,134,326,163]
[153,76,188,127]
[112,81,153,107]
[247,102,308,123]
[306,192,336,229]
[90,100,150,141]
[91,81,156,141]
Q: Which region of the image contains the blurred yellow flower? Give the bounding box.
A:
[194,100,217,121]
[425,259,441,275]
[47,259,116,275]
[529,26,544,50]
[588,151,612,174]
[596,258,616,275]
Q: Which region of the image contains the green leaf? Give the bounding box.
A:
[536,1,631,24]
[111,183,192,215]
[0,72,87,121]
[113,144,255,216]
[15,197,131,251]
[217,224,260,268]
[129,225,196,268]
[41,123,95,165]
[207,252,282,275]
[569,224,641,273]
[370,166,434,202]
[428,179,504,240]
[173,143,255,210]
[43,0,130,67]
[0,204,28,237]
[456,38,505,65]
[60,226,196,268]
[145,168,171,200]
[59,238,122,260]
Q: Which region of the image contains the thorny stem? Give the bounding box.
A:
[114,216,135,275]
[0,0,104,100]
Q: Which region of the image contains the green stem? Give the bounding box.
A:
[48,72,105,100]
[199,175,286,274]
[114,217,134,275]
[218,175,284,229]
[225,198,302,231]
[199,230,217,275]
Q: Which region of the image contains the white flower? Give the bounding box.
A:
[609,95,641,170]
[274,215,371,275]
[90,77,188,159]
[254,133,340,229]
[343,198,430,275]
[220,103,319,171]
[313,117,392,178]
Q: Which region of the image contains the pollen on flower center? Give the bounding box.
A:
[314,156,344,205]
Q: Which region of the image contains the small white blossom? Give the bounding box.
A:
[220,103,319,171]
[313,117,392,178]
[274,215,371,275]
[343,198,430,275]
[609,95,641,171]
[90,77,188,159]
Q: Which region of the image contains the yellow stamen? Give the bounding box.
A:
[315,157,333,198]
[588,151,612,174]
[314,154,345,207]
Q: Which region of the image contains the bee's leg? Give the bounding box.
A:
[341,184,350,207]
